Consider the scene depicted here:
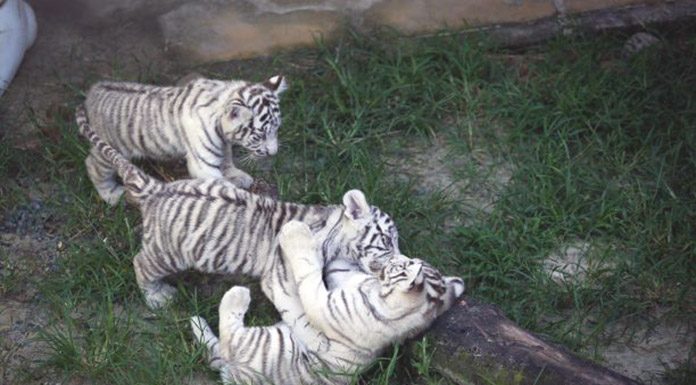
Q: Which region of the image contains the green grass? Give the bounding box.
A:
[3,26,694,385]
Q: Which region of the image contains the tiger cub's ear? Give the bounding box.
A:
[342,189,370,222]
[445,276,466,299]
[264,75,288,95]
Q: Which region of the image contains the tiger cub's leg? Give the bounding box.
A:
[133,251,177,309]
[85,148,124,205]
[185,152,224,180]
[279,221,331,331]
[261,269,330,354]
[222,145,253,189]
[218,286,251,343]
[224,165,253,190]
[217,286,269,385]
[190,315,260,385]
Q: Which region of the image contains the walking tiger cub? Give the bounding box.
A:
[82,74,287,205]
[76,107,400,318]
[190,221,465,385]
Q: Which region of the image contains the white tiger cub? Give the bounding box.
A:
[76,107,400,318]
[83,75,287,205]
[190,221,465,385]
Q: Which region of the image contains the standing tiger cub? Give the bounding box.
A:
[82,75,287,205]
[76,107,400,316]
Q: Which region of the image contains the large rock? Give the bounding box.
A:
[159,0,562,63]
[158,0,678,63]
[159,1,342,63]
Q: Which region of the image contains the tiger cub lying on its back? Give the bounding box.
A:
[76,108,400,326]
[82,74,287,205]
[190,221,465,385]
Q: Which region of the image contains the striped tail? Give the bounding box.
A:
[75,104,162,204]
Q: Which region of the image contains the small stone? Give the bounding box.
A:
[543,242,592,284]
[622,32,660,59]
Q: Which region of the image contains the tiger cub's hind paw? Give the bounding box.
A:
[97,185,125,206]
[142,283,177,310]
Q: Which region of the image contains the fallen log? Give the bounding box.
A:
[414,0,696,49]
[421,297,641,385]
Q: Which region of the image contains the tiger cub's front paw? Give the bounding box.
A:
[220,286,251,315]
[279,221,314,250]
[279,221,321,272]
[225,169,253,189]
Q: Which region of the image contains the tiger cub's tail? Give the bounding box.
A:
[75,104,162,204]
[189,316,228,371]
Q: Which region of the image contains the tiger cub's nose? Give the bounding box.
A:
[267,140,278,156]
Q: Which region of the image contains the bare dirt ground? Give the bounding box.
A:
[0,0,182,147]
[0,1,184,383]
[1,191,57,383]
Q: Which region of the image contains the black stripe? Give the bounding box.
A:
[176,84,195,114]
[197,94,219,109]
[195,153,221,169]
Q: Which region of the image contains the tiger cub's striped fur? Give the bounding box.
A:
[76,107,400,316]
[190,221,465,385]
[83,74,287,205]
